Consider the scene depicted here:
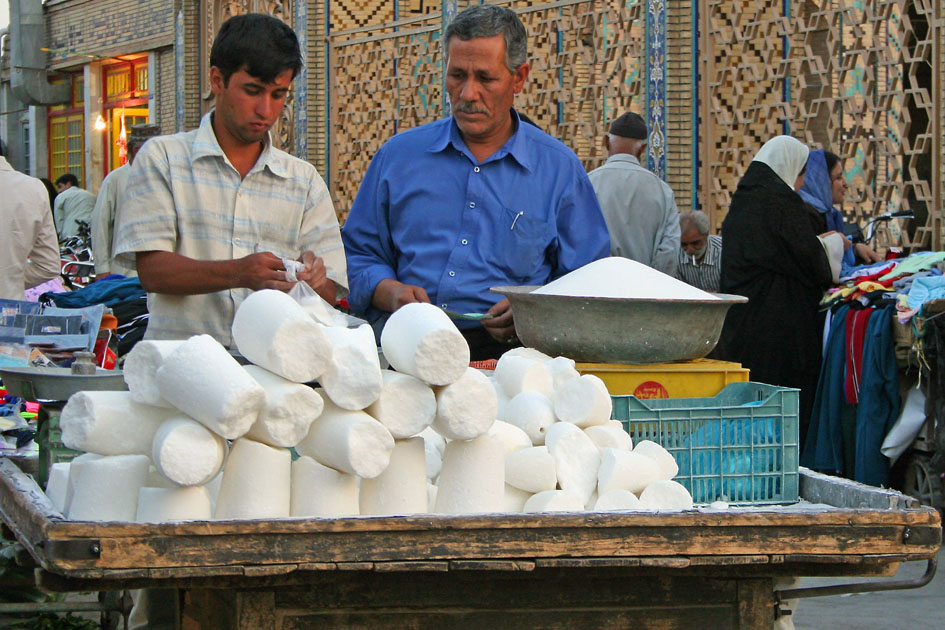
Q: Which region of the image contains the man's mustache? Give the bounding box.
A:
[453,102,487,114]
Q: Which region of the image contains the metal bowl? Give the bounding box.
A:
[490,286,747,364]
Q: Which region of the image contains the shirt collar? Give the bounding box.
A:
[605,153,642,167]
[428,109,533,172]
[685,236,721,266]
[191,111,290,179]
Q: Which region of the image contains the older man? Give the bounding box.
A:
[0,138,60,299]
[588,112,679,275]
[342,4,609,360]
[676,210,722,293]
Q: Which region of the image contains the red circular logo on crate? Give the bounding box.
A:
[633,381,669,399]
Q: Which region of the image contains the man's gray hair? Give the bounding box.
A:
[444,4,527,74]
[679,210,710,235]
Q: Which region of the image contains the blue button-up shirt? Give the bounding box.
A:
[342,112,610,327]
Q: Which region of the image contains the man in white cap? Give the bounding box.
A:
[588,111,680,275]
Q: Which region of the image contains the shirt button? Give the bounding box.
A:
[441,303,448,308]
[474,167,480,173]
[449,271,456,277]
[233,238,241,245]
[461,239,468,245]
[469,202,476,208]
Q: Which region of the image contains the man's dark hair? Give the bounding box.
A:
[824,150,841,174]
[210,13,302,85]
[444,4,527,73]
[56,173,79,187]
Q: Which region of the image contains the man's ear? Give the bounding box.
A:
[602,134,610,152]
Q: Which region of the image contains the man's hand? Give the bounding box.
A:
[482,298,516,343]
[853,242,884,264]
[296,250,336,303]
[372,278,431,312]
[232,252,297,291]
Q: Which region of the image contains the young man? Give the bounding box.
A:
[113,14,347,347]
[342,4,609,360]
[53,173,96,240]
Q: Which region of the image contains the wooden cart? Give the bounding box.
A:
[0,459,939,630]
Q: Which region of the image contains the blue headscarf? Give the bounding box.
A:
[799,148,855,270]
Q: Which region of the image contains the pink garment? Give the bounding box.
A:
[23,277,68,302]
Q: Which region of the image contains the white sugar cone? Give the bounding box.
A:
[493,354,553,399]
[231,289,333,382]
[60,390,179,456]
[597,448,662,496]
[432,367,497,440]
[545,422,601,505]
[136,486,212,523]
[123,340,185,407]
[633,440,679,480]
[500,483,532,513]
[523,489,584,513]
[420,426,446,480]
[295,396,394,478]
[151,417,227,486]
[290,456,359,517]
[505,446,556,493]
[594,489,643,511]
[501,347,553,362]
[360,437,427,516]
[380,302,469,386]
[68,454,150,522]
[553,374,612,428]
[146,466,181,490]
[319,324,383,410]
[64,453,101,515]
[243,365,324,447]
[545,356,580,389]
[585,423,633,453]
[156,335,266,439]
[44,463,70,514]
[434,434,504,514]
[639,480,693,511]
[487,420,533,455]
[213,438,291,520]
[366,370,436,439]
[504,391,556,445]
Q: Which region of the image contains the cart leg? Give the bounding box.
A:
[736,578,775,629]
[182,589,275,630]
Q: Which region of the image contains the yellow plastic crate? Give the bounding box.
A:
[576,358,749,399]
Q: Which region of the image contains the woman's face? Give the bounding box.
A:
[830,162,848,205]
[794,172,806,192]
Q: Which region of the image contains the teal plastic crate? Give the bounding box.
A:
[611,382,799,505]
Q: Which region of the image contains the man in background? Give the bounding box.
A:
[676,210,722,293]
[53,173,95,240]
[0,138,61,299]
[588,111,679,275]
[91,124,161,277]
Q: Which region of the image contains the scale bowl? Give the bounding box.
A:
[490,286,747,364]
[0,366,127,402]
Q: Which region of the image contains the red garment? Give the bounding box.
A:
[844,308,874,404]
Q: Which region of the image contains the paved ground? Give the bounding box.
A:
[793,547,944,629]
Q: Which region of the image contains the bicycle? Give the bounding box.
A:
[60,220,95,288]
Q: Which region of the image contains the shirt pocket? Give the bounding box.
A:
[493,207,549,282]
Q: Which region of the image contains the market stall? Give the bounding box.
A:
[0,457,939,630]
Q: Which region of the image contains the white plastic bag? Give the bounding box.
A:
[283,258,366,328]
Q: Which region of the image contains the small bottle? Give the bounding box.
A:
[71,351,97,375]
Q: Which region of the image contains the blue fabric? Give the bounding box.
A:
[802,304,851,473]
[799,149,856,272]
[342,112,611,327]
[41,276,145,308]
[854,305,899,486]
[906,275,945,309]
